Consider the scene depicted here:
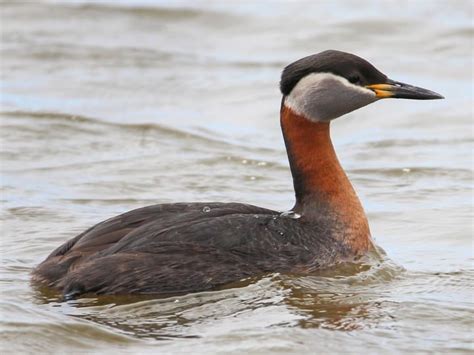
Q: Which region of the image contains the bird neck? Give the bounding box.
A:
[280,103,371,252]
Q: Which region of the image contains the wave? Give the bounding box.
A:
[1,109,241,147]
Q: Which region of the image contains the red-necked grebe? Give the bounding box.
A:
[33,50,443,298]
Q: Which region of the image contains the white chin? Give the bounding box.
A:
[284,72,377,122]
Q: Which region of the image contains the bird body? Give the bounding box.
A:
[34,202,355,297]
[32,50,443,298]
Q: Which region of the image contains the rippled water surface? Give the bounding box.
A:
[1,0,473,353]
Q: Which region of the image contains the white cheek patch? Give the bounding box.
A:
[284,72,377,122]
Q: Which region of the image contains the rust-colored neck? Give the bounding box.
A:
[280,104,371,252]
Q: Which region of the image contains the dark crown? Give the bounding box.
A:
[280,50,387,96]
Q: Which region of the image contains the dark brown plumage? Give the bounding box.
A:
[32,50,443,298]
[33,202,354,298]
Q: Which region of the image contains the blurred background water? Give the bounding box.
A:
[0,0,473,353]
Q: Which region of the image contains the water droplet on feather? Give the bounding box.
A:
[280,211,301,219]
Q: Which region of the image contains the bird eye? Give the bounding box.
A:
[348,75,360,84]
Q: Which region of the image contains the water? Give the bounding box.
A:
[280,211,301,219]
[1,0,473,353]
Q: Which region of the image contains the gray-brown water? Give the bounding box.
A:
[1,0,473,353]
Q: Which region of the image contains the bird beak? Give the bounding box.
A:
[366,79,444,100]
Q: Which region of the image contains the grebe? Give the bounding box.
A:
[33,50,443,298]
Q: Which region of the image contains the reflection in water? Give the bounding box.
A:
[32,248,403,339]
[1,0,472,353]
[283,249,402,331]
